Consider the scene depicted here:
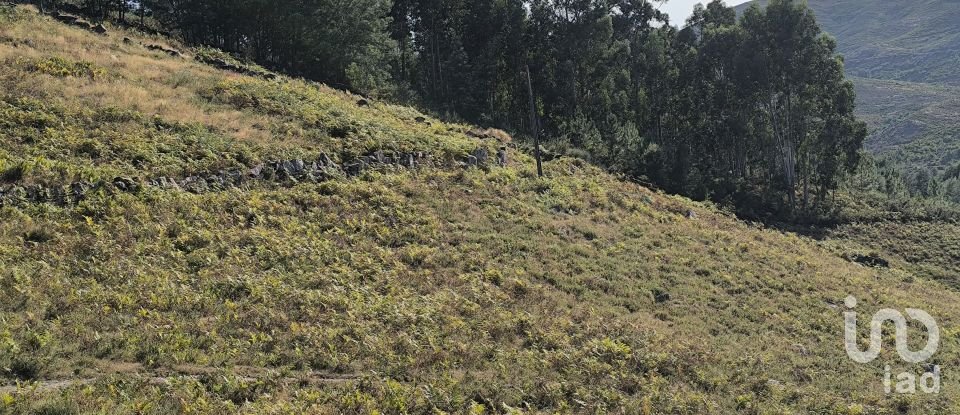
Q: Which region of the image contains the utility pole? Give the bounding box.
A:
[525,65,543,178]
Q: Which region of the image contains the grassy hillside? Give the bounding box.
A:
[3,5,960,414]
[737,0,960,173]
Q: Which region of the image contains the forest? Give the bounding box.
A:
[33,0,873,217]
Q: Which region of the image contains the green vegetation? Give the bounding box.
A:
[2,4,960,414]
[38,0,869,216]
[739,0,960,177]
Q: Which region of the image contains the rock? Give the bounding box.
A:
[122,37,133,45]
[157,177,180,190]
[318,153,335,168]
[847,253,890,268]
[292,159,305,174]
[112,177,138,193]
[205,174,225,190]
[357,98,369,107]
[686,209,697,219]
[53,13,78,24]
[92,23,107,34]
[472,148,489,165]
[225,169,243,186]
[25,185,48,203]
[466,155,478,166]
[180,176,208,194]
[70,182,89,203]
[345,163,363,176]
[497,147,508,167]
[49,186,66,206]
[415,116,429,124]
[249,163,265,178]
[652,288,670,303]
[279,160,298,177]
[5,186,25,205]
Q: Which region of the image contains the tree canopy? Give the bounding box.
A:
[55,0,868,216]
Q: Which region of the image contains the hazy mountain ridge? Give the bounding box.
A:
[737,0,960,172]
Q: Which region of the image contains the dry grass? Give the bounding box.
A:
[1,5,960,414]
[0,10,276,144]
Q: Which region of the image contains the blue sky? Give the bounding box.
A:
[655,0,751,25]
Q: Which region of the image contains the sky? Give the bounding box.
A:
[655,0,752,25]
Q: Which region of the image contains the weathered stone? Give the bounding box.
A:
[472,148,489,165]
[357,98,370,107]
[249,163,264,178]
[158,177,180,190]
[92,24,107,34]
[319,153,335,168]
[6,186,25,205]
[53,13,78,24]
[466,155,478,166]
[112,177,138,193]
[497,147,508,167]
[70,182,89,203]
[181,176,208,194]
[224,169,242,186]
[292,159,305,174]
[346,163,363,176]
[49,186,66,206]
[26,185,48,203]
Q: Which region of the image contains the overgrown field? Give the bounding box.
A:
[2,5,960,414]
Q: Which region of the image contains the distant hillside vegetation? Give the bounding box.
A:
[737,0,960,173]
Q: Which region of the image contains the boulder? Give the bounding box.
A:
[70,181,90,203]
[847,253,890,268]
[112,176,139,192]
[49,186,67,206]
[248,163,265,178]
[291,159,305,174]
[345,163,363,176]
[180,176,208,194]
[471,148,489,165]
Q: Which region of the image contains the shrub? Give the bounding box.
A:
[17,56,105,79]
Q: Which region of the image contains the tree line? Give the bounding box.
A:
[40,0,868,217]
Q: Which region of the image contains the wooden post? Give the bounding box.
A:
[525,65,543,178]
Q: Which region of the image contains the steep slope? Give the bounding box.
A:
[737,0,960,173]
[2,5,960,414]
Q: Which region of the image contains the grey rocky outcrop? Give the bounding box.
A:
[0,147,497,208]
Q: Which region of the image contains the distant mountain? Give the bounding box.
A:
[736,0,960,85]
[736,0,960,172]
